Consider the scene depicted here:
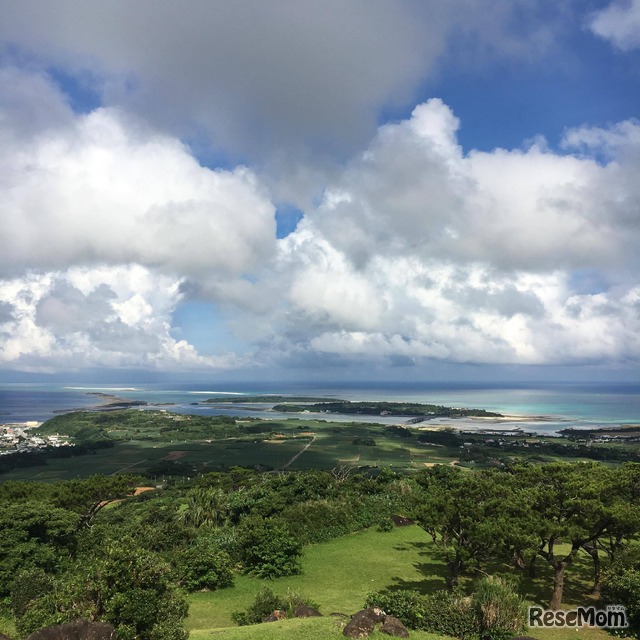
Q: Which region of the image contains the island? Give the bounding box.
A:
[271,400,503,418]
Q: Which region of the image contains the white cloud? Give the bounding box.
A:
[273,101,640,366]
[589,0,640,51]
[309,100,638,273]
[0,266,242,371]
[0,67,277,279]
[2,64,640,372]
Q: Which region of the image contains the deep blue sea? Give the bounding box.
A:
[1,381,640,436]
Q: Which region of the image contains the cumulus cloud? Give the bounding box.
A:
[2,63,640,372]
[0,266,242,372]
[0,67,276,279]
[308,100,639,273]
[273,101,640,366]
[0,66,278,372]
[589,0,640,51]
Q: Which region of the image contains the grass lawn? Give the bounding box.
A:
[189,616,447,640]
[186,525,631,640]
[187,525,440,630]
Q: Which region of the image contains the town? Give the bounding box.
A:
[0,422,72,456]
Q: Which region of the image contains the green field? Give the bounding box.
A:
[2,415,464,480]
[2,406,637,482]
[185,525,619,640]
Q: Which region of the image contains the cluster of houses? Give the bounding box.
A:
[0,422,72,456]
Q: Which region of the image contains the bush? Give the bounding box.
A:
[232,588,284,625]
[11,568,53,618]
[601,547,640,638]
[377,518,394,532]
[423,590,479,640]
[236,518,302,579]
[232,588,319,626]
[366,588,479,640]
[178,536,234,592]
[14,539,188,640]
[365,590,429,630]
[472,577,526,640]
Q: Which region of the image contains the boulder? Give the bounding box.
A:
[26,621,115,640]
[294,605,322,618]
[343,608,386,638]
[360,608,386,623]
[380,616,409,638]
[262,610,287,623]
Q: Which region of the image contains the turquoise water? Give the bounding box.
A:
[1,381,639,435]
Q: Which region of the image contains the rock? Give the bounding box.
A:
[380,616,409,638]
[262,610,287,623]
[1,633,12,640]
[26,621,116,640]
[294,605,322,618]
[360,608,386,623]
[391,514,414,527]
[343,608,386,638]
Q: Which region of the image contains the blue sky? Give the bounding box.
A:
[0,0,639,382]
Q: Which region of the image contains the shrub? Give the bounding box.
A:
[472,577,526,640]
[14,539,188,640]
[236,518,302,579]
[178,536,234,592]
[423,590,479,640]
[601,547,640,638]
[232,588,319,626]
[377,518,394,532]
[366,588,479,640]
[11,568,53,619]
[365,589,429,630]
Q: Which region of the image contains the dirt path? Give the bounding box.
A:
[281,436,316,469]
[111,459,148,475]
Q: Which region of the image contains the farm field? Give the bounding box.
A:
[2,414,464,480]
[3,404,637,481]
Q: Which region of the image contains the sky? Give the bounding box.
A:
[0,0,639,383]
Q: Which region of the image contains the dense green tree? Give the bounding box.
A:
[413,467,520,588]
[16,537,188,640]
[0,501,79,596]
[507,462,638,609]
[235,517,302,579]
[600,546,640,637]
[177,535,234,592]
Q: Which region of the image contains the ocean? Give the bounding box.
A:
[1,381,639,436]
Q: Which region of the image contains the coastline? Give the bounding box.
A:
[1,383,640,439]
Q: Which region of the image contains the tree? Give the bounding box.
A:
[600,546,640,638]
[236,517,302,579]
[178,487,230,529]
[0,501,79,596]
[413,467,520,589]
[16,538,188,640]
[178,535,234,592]
[508,462,636,609]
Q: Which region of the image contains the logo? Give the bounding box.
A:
[528,606,628,629]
